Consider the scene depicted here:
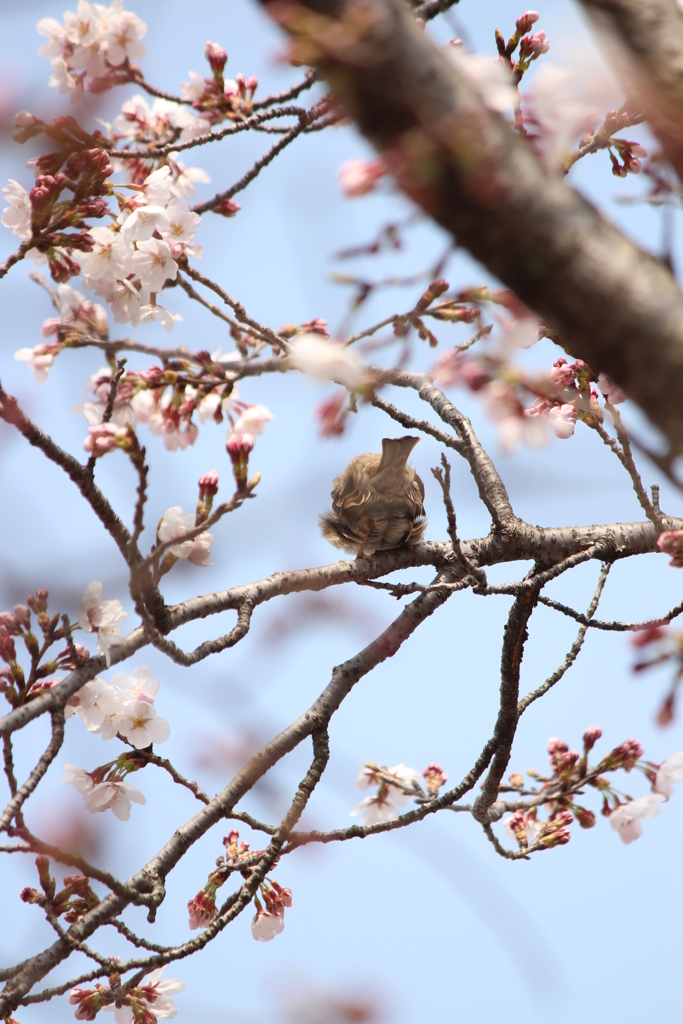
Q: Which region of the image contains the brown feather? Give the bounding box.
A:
[319,436,427,558]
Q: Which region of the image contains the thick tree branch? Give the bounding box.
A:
[258,0,683,457]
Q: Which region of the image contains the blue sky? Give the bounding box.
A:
[1,2,682,1022]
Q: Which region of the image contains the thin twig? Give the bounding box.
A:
[517,563,611,715]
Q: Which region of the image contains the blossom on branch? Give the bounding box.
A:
[352,762,424,825]
[14,343,57,385]
[1,179,32,240]
[77,580,128,666]
[157,507,213,565]
[117,699,170,749]
[609,793,665,844]
[654,752,683,798]
[289,334,364,388]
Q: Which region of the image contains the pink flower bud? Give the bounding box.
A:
[205,40,228,74]
[226,432,254,458]
[657,530,683,568]
[13,604,30,628]
[198,470,219,498]
[83,422,128,456]
[582,726,602,752]
[516,10,540,33]
[574,806,596,828]
[338,159,386,198]
[214,198,241,218]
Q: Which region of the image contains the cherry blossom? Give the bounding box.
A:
[111,665,159,704]
[138,301,183,332]
[159,198,203,258]
[14,343,57,384]
[119,204,169,243]
[37,17,66,60]
[74,225,132,283]
[167,154,211,199]
[117,700,170,749]
[157,507,214,565]
[251,902,285,942]
[352,762,424,824]
[548,403,577,439]
[351,792,403,825]
[338,158,386,197]
[61,763,95,796]
[130,238,178,291]
[609,793,665,844]
[99,4,147,67]
[69,678,126,739]
[654,752,683,798]
[84,777,146,821]
[289,334,364,388]
[597,372,626,405]
[1,179,32,240]
[77,580,128,666]
[231,404,274,436]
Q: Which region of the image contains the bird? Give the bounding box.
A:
[319,436,426,560]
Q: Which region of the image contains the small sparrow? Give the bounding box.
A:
[319,436,426,560]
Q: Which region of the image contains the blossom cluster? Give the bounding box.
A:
[185,829,293,943]
[37,0,147,103]
[66,664,170,749]
[434,315,626,450]
[61,664,170,821]
[501,728,683,850]
[21,855,99,926]
[351,761,447,825]
[62,757,147,822]
[69,966,183,1022]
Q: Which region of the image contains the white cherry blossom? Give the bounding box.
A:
[14,344,55,385]
[71,678,125,739]
[77,580,128,666]
[99,5,147,66]
[131,238,177,291]
[157,507,213,564]
[654,752,683,798]
[167,154,210,198]
[75,226,132,283]
[61,763,94,796]
[117,700,170,749]
[138,302,183,332]
[120,204,169,243]
[159,198,202,257]
[111,665,159,704]
[289,334,364,388]
[252,907,285,942]
[37,17,66,59]
[609,793,665,844]
[231,404,274,437]
[2,179,32,240]
[84,778,146,821]
[351,792,401,826]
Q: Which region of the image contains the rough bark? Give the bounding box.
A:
[258,0,683,457]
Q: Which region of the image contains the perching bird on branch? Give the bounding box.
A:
[319,436,426,560]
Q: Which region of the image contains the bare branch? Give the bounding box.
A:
[517,563,611,715]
